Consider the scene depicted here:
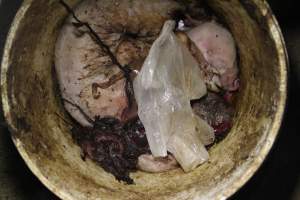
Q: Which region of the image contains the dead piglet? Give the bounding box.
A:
[192,92,234,140]
[188,21,240,92]
[137,154,178,173]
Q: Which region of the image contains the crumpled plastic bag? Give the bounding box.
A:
[133,20,214,172]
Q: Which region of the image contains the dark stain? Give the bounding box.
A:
[51,62,66,113]
[92,83,101,99]
[239,0,258,21]
[16,117,31,133]
[239,0,274,35]
[72,27,86,38]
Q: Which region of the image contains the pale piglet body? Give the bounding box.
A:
[137,154,178,173]
[55,0,181,126]
[188,21,239,91]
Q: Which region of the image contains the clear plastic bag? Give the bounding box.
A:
[133,20,214,172]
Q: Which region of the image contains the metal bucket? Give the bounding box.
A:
[0,0,288,199]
